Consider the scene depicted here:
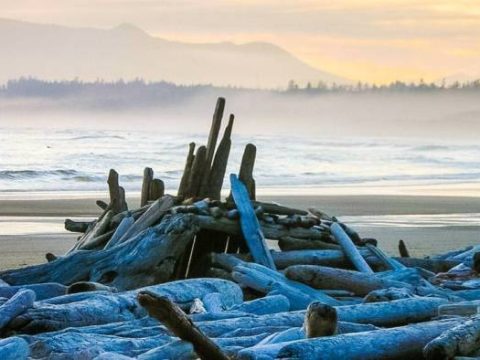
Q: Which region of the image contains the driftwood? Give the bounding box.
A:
[9,278,242,334]
[140,167,154,207]
[138,291,229,360]
[331,222,373,274]
[149,178,165,201]
[177,142,196,200]
[285,265,411,296]
[0,289,35,329]
[238,144,257,200]
[0,283,66,301]
[64,219,92,233]
[0,337,29,360]
[424,315,480,359]
[231,174,276,269]
[241,318,462,360]
[107,169,128,214]
[0,213,196,290]
[399,239,411,257]
[186,145,207,199]
[205,114,234,200]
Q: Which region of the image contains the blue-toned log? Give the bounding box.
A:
[0,283,66,300]
[285,265,412,296]
[229,295,290,315]
[238,318,462,360]
[230,174,276,269]
[0,289,35,329]
[0,213,196,290]
[331,222,374,274]
[27,332,172,359]
[424,315,480,360]
[9,278,242,334]
[231,262,340,308]
[104,215,135,249]
[0,337,29,360]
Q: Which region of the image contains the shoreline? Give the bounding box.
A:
[0,194,479,270]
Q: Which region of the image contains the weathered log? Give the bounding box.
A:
[195,297,442,341]
[116,195,174,245]
[186,145,207,199]
[285,265,411,296]
[81,229,115,251]
[206,97,225,168]
[138,291,229,360]
[73,210,114,251]
[195,215,329,241]
[149,178,165,201]
[363,287,416,303]
[396,257,461,273]
[0,213,196,290]
[103,215,135,249]
[424,315,480,360]
[205,114,234,200]
[331,222,373,274]
[64,219,92,233]
[278,236,339,251]
[0,283,66,301]
[438,301,480,316]
[0,289,35,329]
[399,239,411,257]
[230,295,290,315]
[177,142,196,200]
[231,263,340,309]
[0,337,29,360]
[10,278,242,334]
[140,167,154,207]
[237,143,256,200]
[242,318,461,360]
[199,97,225,198]
[231,174,276,269]
[28,331,171,359]
[107,169,128,214]
[96,200,109,210]
[201,292,226,313]
[366,243,405,270]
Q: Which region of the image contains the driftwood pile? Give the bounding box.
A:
[1,97,480,359]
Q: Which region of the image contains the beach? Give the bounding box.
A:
[1,194,479,270]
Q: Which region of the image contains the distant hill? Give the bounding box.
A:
[0,18,347,88]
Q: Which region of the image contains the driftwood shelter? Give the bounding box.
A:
[1,97,480,359]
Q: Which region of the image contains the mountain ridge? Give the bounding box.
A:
[0,18,347,88]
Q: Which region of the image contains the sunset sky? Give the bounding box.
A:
[2,0,480,83]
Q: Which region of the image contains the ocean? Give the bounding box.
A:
[1,126,480,197]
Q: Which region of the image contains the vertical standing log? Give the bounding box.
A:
[399,240,410,258]
[178,142,196,200]
[107,169,128,214]
[138,291,229,360]
[331,222,373,274]
[141,167,154,207]
[149,179,165,201]
[239,144,257,200]
[199,97,225,197]
[206,115,234,200]
[185,146,207,199]
[231,174,276,270]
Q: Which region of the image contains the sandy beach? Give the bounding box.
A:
[0,194,479,270]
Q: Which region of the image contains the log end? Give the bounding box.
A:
[304,302,337,338]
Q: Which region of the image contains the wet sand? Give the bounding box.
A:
[0,195,479,270]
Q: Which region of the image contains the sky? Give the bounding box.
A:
[2,0,480,83]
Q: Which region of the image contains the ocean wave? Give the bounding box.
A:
[69,135,126,141]
[0,169,78,179]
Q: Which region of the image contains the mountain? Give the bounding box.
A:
[0,18,346,88]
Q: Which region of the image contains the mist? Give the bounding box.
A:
[2,86,480,142]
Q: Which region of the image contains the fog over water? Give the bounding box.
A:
[1,90,480,196]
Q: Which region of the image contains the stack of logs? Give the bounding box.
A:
[1,98,480,359]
